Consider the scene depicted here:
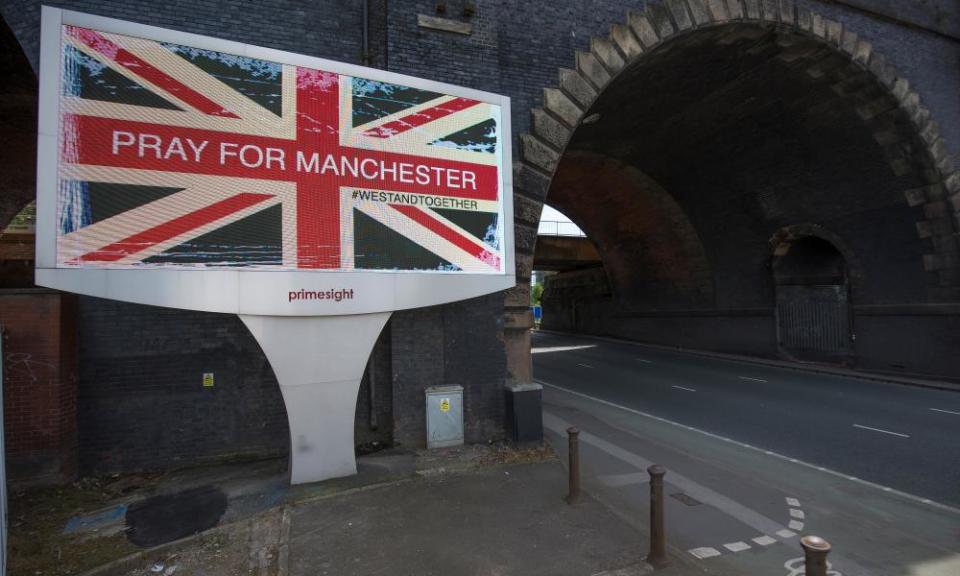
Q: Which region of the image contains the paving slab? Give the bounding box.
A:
[286,460,697,576]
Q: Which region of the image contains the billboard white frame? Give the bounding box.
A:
[35,7,518,485]
[35,7,515,317]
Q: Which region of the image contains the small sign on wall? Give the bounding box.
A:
[202,372,215,388]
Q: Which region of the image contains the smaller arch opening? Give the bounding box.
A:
[773,236,846,286]
[772,235,854,365]
[0,200,36,288]
[533,204,605,332]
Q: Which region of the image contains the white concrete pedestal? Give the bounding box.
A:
[239,313,391,485]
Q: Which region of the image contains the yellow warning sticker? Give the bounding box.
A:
[203,373,215,388]
[440,398,450,412]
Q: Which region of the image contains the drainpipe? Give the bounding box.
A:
[362,0,370,66]
[368,358,378,430]
[361,0,380,433]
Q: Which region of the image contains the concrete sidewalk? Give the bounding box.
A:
[70,446,707,576]
[287,461,653,576]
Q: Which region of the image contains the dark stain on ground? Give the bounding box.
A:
[125,485,228,547]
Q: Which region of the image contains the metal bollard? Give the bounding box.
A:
[646,464,668,567]
[800,535,832,576]
[567,427,580,503]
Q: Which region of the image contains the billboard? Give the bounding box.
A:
[35,8,514,316]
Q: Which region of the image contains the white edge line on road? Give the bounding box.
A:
[739,376,767,383]
[929,407,960,416]
[672,385,697,392]
[635,358,653,363]
[788,520,805,531]
[535,379,960,516]
[852,423,910,438]
[785,497,800,507]
[576,363,594,369]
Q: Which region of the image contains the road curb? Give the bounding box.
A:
[535,329,960,393]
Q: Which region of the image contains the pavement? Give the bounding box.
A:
[18,329,960,576]
[285,461,657,576]
[15,444,709,576]
[534,330,960,576]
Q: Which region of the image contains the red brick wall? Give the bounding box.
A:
[0,289,78,485]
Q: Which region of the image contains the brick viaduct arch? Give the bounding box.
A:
[506,0,960,382]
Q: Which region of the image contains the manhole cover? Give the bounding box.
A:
[670,492,702,506]
[126,485,227,547]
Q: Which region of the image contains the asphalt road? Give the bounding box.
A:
[534,330,960,575]
[532,330,960,509]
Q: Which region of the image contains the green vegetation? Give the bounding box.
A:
[530,283,544,307]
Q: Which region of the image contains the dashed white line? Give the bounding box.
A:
[752,535,777,546]
[576,363,594,369]
[672,385,697,392]
[776,529,797,539]
[789,509,805,519]
[688,547,721,559]
[852,423,910,438]
[789,520,805,531]
[738,376,767,383]
[635,358,653,364]
[723,541,751,552]
[930,408,960,416]
[785,497,800,507]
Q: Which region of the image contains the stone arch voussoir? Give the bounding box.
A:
[512,0,960,302]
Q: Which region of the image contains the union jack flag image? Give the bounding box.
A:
[56,25,504,274]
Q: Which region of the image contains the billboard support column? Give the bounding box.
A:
[240,313,391,485]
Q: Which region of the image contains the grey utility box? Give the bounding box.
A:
[425,385,464,449]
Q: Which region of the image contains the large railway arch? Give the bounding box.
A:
[517,1,960,381]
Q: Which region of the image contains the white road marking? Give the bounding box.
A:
[598,472,648,487]
[930,407,960,416]
[724,541,751,552]
[789,509,805,519]
[576,363,594,369]
[789,520,804,531]
[635,358,653,363]
[785,497,800,507]
[752,535,777,546]
[739,376,767,383]
[852,423,910,438]
[672,385,697,392]
[776,529,797,539]
[689,547,721,559]
[536,380,960,515]
[531,344,598,354]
